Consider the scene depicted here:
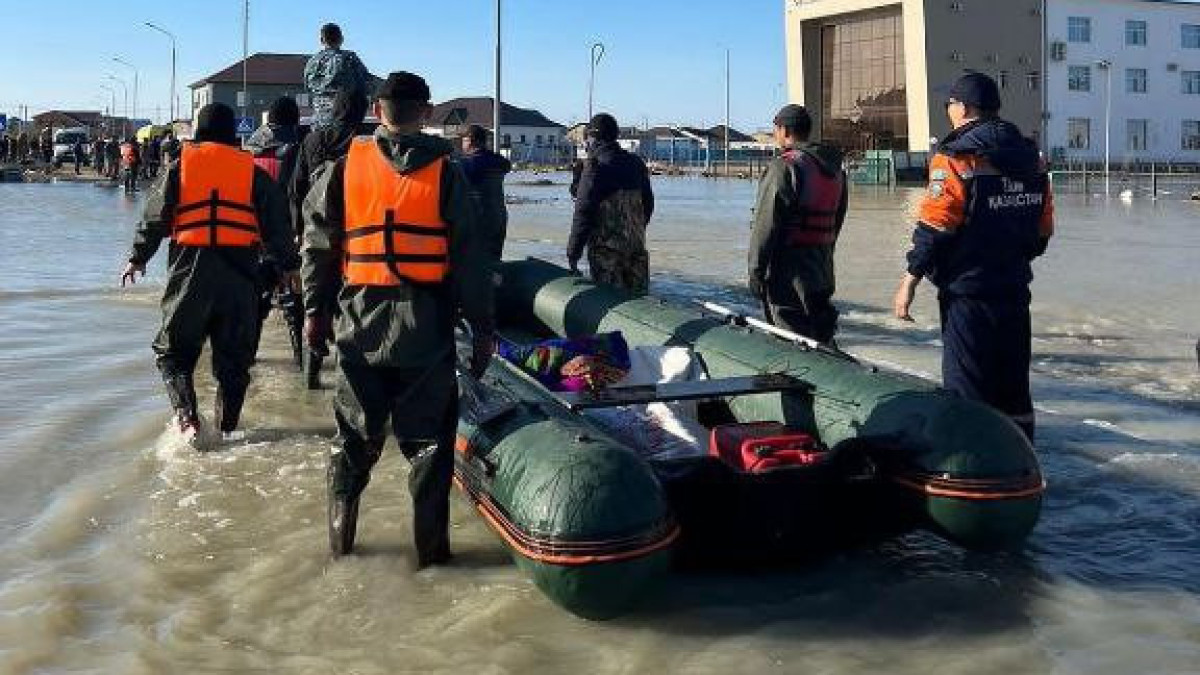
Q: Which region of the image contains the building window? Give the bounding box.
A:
[1027,71,1041,90]
[501,133,511,147]
[1068,118,1091,149]
[1126,68,1147,93]
[1183,24,1200,49]
[1068,66,1091,92]
[535,134,543,146]
[1127,119,1148,152]
[1184,71,1200,95]
[519,134,526,144]
[1184,121,1200,150]
[1125,20,1147,46]
[997,70,1009,89]
[818,7,908,152]
[1068,17,1091,43]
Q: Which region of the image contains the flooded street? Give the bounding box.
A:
[0,177,1197,674]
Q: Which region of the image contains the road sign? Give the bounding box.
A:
[236,117,255,136]
[0,115,7,134]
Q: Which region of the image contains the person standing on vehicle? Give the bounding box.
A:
[892,72,1053,441]
[567,113,655,294]
[120,103,298,446]
[747,104,848,345]
[290,88,369,389]
[302,71,494,564]
[304,23,373,129]
[460,124,511,264]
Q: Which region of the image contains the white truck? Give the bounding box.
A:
[52,127,91,168]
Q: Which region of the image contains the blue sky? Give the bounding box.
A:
[0,0,787,131]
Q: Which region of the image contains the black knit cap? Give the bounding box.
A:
[193,103,237,145]
[587,113,619,142]
[943,71,1002,112]
[376,71,431,103]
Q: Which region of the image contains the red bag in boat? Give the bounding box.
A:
[709,422,826,473]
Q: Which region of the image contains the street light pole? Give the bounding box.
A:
[113,57,139,127]
[145,22,177,122]
[588,42,605,122]
[1097,58,1112,196]
[724,48,731,178]
[494,0,502,154]
[100,85,116,124]
[242,0,250,120]
[106,75,129,136]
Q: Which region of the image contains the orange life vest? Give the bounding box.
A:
[342,137,449,286]
[120,142,137,168]
[172,143,260,248]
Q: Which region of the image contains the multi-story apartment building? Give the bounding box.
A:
[1046,0,1200,163]
[785,0,1200,163]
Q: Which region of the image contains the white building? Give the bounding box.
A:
[1046,0,1200,163]
[427,97,567,164]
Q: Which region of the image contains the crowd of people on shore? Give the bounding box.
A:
[111,16,1053,567]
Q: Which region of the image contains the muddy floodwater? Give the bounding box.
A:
[0,176,1197,674]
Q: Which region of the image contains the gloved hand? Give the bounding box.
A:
[748,273,766,300]
[566,253,582,275]
[120,261,146,287]
[304,314,332,350]
[470,334,495,379]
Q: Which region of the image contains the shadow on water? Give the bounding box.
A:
[596,271,1200,635]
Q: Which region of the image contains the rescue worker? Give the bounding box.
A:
[303,23,373,129]
[302,71,494,564]
[92,137,106,176]
[120,137,140,193]
[567,113,655,294]
[72,139,85,175]
[246,96,305,364]
[290,88,369,389]
[459,124,512,264]
[892,72,1053,441]
[747,104,848,345]
[120,103,299,446]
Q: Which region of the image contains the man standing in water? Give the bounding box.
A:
[568,113,655,294]
[459,124,512,265]
[747,104,848,345]
[892,72,1054,441]
[302,72,494,565]
[120,103,298,446]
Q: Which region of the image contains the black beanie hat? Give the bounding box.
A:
[587,113,619,142]
[268,96,300,126]
[376,71,431,103]
[194,103,237,145]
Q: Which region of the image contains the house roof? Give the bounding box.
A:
[190,53,310,89]
[706,125,755,143]
[431,97,564,129]
[34,110,104,127]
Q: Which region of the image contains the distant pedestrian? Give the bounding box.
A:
[304,23,373,128]
[160,132,180,163]
[93,138,106,176]
[567,113,655,294]
[105,138,121,179]
[460,123,512,264]
[892,72,1054,441]
[72,139,85,175]
[0,135,9,163]
[120,137,141,193]
[747,104,848,345]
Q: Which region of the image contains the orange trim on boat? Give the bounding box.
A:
[890,471,1046,500]
[452,471,681,566]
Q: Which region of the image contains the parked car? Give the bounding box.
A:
[52,128,90,168]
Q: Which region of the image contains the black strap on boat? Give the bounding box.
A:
[555,373,812,411]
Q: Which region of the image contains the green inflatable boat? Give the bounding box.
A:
[454,259,1045,620]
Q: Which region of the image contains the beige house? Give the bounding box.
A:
[784,0,1044,153]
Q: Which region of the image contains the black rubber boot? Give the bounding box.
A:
[327,455,362,557]
[163,372,200,426]
[407,441,453,568]
[304,350,324,390]
[214,384,248,434]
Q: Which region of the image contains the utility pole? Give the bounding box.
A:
[588,42,605,122]
[494,0,502,155]
[724,48,731,178]
[242,0,250,120]
[1097,58,1112,196]
[113,57,139,126]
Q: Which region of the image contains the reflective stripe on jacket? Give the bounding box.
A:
[782,150,843,247]
[172,143,260,248]
[342,137,449,286]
